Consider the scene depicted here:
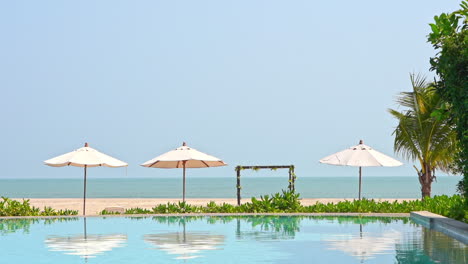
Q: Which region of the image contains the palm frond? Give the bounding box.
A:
[389,73,458,174]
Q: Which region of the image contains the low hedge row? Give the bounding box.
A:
[101,191,468,223]
[0,197,78,216]
[1,192,465,223]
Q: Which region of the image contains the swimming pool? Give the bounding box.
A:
[0,216,466,263]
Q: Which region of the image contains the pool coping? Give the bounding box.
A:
[0,212,410,219]
[411,211,468,244]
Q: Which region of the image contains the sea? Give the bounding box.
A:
[0,176,462,199]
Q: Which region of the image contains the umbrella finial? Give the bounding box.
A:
[85,142,89,147]
[182,142,186,146]
[359,140,363,145]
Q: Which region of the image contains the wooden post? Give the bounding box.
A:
[288,167,292,191]
[291,165,295,192]
[236,167,241,205]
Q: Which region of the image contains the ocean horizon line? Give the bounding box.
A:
[0,175,462,180]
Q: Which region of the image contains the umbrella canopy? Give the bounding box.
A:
[44,143,127,168]
[319,140,402,199]
[44,143,128,215]
[141,142,227,201]
[319,140,403,167]
[141,142,227,169]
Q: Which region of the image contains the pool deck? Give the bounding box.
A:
[12,198,418,216]
[411,211,468,244]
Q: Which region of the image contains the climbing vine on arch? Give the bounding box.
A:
[235,165,296,205]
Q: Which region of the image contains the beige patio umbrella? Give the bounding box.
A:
[319,140,402,200]
[44,143,128,215]
[141,142,227,202]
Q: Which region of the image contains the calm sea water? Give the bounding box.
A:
[0,176,461,198]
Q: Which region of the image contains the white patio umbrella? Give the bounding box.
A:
[141,142,227,202]
[319,140,402,200]
[44,143,128,215]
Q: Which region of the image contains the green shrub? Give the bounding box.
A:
[0,197,78,216]
[98,192,468,224]
[124,207,152,214]
[100,210,123,215]
[301,195,467,223]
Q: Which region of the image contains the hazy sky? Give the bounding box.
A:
[0,1,462,179]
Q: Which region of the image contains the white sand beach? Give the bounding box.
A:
[16,198,419,216]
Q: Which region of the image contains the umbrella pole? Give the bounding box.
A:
[358,166,362,200]
[83,165,87,216]
[84,217,87,239]
[182,220,186,243]
[183,161,186,202]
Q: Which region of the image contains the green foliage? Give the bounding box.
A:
[388,74,459,198]
[0,198,39,216]
[100,209,126,215]
[0,197,78,216]
[123,207,152,214]
[428,1,468,198]
[303,195,467,222]
[98,192,467,224]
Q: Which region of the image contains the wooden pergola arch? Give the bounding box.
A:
[235,165,296,205]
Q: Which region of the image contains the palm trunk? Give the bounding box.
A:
[421,175,432,198]
[419,163,433,199]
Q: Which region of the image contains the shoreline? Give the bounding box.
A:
[13,198,419,216]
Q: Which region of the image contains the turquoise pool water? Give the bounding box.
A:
[0,216,466,263]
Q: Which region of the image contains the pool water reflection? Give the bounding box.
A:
[324,226,402,261]
[0,216,466,263]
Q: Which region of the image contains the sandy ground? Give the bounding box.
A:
[14,198,419,216]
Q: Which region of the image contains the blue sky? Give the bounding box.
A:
[0,0,462,179]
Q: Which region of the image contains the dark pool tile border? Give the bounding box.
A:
[411,211,468,244]
[0,213,410,219]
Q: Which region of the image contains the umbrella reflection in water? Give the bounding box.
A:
[323,226,401,262]
[144,220,224,260]
[45,218,127,261]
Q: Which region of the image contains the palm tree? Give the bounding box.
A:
[389,74,458,198]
